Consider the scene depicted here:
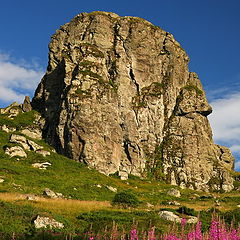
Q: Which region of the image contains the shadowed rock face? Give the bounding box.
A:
[32,11,234,191]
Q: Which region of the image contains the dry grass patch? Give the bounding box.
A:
[31,198,112,216]
[0,192,112,217]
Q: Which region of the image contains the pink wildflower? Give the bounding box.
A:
[164,234,181,240]
[195,221,203,240]
[181,218,187,228]
[209,220,220,240]
[130,228,139,240]
[148,227,156,240]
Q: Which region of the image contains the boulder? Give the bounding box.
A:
[5,146,27,158]
[106,186,117,192]
[9,134,30,150]
[32,162,52,170]
[27,140,43,151]
[187,216,198,224]
[167,201,181,206]
[167,188,181,198]
[34,215,64,229]
[146,202,154,208]
[43,188,63,198]
[0,125,16,133]
[159,211,181,223]
[159,211,198,224]
[25,194,39,201]
[21,128,42,140]
[36,150,50,157]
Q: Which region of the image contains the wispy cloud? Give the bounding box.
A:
[208,89,240,170]
[0,52,44,106]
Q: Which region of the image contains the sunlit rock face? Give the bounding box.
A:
[32,11,234,191]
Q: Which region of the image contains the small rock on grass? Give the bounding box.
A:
[106,185,117,192]
[166,188,181,198]
[34,215,64,229]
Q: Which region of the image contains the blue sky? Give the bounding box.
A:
[0,0,240,169]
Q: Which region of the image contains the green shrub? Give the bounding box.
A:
[112,190,140,208]
[176,206,196,216]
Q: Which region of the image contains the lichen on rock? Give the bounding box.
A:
[32,11,235,192]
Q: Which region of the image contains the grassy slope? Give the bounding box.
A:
[1,109,240,238]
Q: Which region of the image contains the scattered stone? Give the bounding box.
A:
[0,125,16,133]
[27,140,43,151]
[21,128,42,140]
[237,204,240,208]
[187,216,198,224]
[167,188,181,198]
[36,150,50,157]
[5,146,27,158]
[146,202,154,208]
[34,215,64,229]
[96,184,102,188]
[43,188,63,199]
[0,178,5,183]
[106,186,117,192]
[32,162,52,170]
[159,211,181,223]
[119,171,128,180]
[10,134,30,150]
[180,183,186,189]
[26,194,38,201]
[215,200,220,206]
[55,192,64,198]
[73,187,77,191]
[167,201,181,206]
[8,108,22,118]
[159,211,197,224]
[22,96,32,112]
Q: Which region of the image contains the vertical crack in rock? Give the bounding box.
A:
[123,140,132,164]
[129,67,140,95]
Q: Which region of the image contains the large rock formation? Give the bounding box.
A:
[32,11,234,191]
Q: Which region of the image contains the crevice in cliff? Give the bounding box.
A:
[161,32,170,55]
[129,67,140,95]
[123,140,132,164]
[78,136,86,163]
[81,17,94,41]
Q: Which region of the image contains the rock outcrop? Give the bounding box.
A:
[32,11,234,191]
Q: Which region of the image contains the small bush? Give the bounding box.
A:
[112,191,140,208]
[176,206,196,216]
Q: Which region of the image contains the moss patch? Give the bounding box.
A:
[182,85,203,95]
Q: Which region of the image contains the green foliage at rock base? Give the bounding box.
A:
[112,190,140,208]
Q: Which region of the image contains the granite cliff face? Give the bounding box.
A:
[32,11,234,191]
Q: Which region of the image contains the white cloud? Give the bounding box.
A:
[234,161,240,170]
[208,92,240,141]
[230,145,240,153]
[208,91,240,170]
[0,53,44,105]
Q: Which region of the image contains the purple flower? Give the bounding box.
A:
[181,218,187,228]
[130,228,139,240]
[148,227,156,240]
